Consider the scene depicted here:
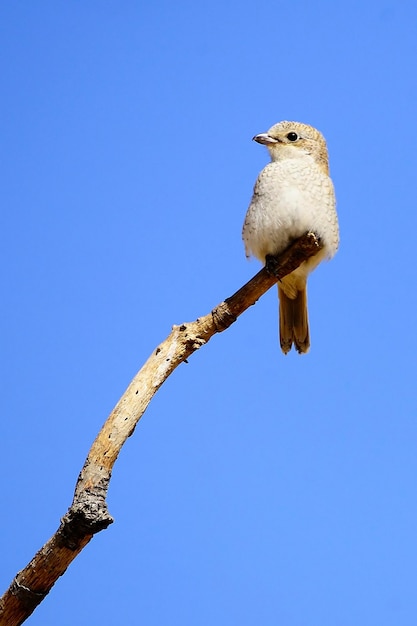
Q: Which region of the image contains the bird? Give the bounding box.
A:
[242,121,339,354]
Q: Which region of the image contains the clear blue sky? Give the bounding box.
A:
[2,2,417,624]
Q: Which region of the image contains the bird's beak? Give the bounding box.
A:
[253,133,279,146]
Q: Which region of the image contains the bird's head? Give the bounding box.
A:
[253,121,329,173]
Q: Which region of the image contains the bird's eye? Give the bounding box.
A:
[286,132,299,142]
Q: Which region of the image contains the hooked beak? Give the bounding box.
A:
[252,133,280,146]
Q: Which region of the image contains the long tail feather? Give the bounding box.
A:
[278,285,310,354]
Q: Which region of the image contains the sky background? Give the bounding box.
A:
[1,1,417,624]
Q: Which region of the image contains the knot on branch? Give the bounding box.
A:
[10,578,48,608]
[174,324,207,351]
[185,336,206,351]
[60,495,113,550]
[212,303,237,332]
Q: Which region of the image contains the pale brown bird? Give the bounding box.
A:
[242,121,339,354]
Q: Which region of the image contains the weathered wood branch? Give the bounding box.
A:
[0,233,322,626]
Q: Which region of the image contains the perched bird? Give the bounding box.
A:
[242,121,339,354]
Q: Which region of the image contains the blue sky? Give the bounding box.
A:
[2,1,417,624]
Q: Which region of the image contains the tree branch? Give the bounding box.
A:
[0,232,322,626]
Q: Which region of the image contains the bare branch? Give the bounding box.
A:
[0,233,322,626]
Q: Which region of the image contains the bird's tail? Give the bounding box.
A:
[278,284,310,354]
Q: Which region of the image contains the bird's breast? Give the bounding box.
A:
[243,159,336,261]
